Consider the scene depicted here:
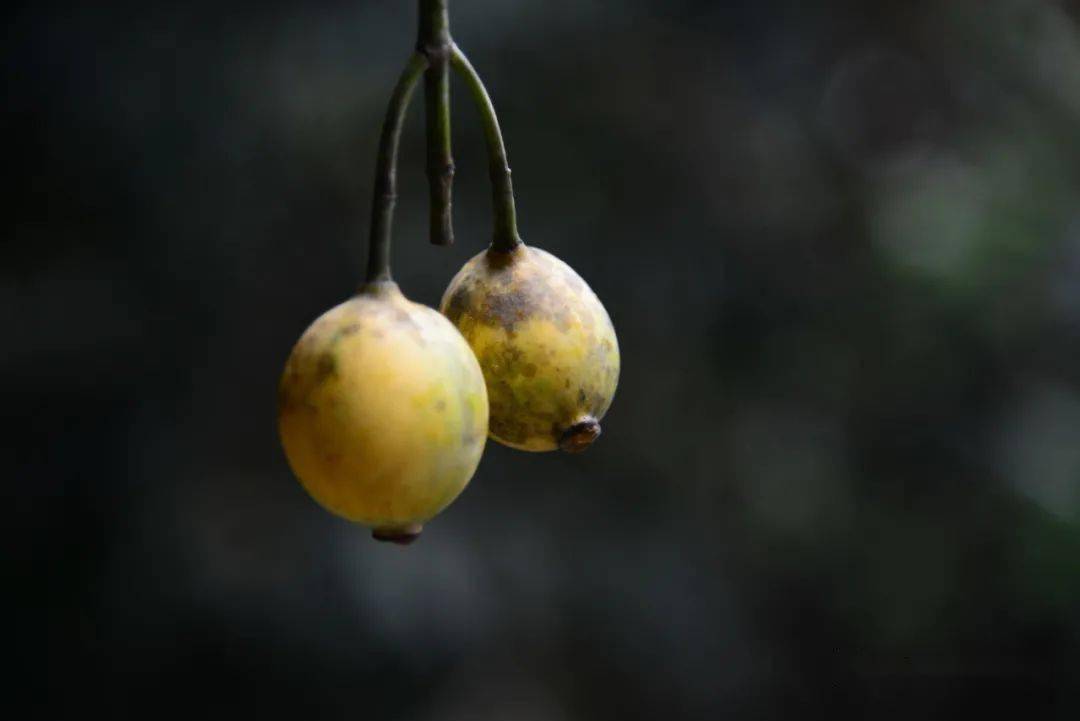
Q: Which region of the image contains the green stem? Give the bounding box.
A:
[364,52,428,284]
[419,0,454,246]
[450,42,523,252]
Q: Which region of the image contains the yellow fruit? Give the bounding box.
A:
[278,281,488,542]
[440,244,619,452]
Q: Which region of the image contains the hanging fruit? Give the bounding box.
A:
[278,0,619,543]
[441,244,619,453]
[278,283,487,545]
[438,43,620,453]
[278,27,484,545]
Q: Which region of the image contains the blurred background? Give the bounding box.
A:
[6,0,1080,718]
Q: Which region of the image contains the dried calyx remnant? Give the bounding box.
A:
[372,524,425,545]
[560,418,601,454]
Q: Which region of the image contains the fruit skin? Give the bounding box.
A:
[440,244,619,452]
[278,282,488,538]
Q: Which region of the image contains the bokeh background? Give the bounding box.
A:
[7,0,1080,718]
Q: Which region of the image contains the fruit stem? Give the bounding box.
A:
[450,43,523,253]
[364,52,429,284]
[419,0,454,246]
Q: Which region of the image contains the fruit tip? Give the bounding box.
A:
[558,417,601,453]
[372,524,424,545]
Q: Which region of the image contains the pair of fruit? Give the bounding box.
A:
[278,242,619,543]
[277,1,618,543]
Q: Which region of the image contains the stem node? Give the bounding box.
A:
[420,0,455,246]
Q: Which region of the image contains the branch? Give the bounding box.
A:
[419,0,454,246]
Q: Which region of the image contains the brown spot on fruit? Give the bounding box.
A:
[485,289,531,331]
[443,286,472,323]
[316,354,337,382]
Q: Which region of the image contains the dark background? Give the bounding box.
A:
[7,0,1080,718]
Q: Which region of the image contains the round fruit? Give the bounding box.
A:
[278,281,488,542]
[440,244,619,452]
